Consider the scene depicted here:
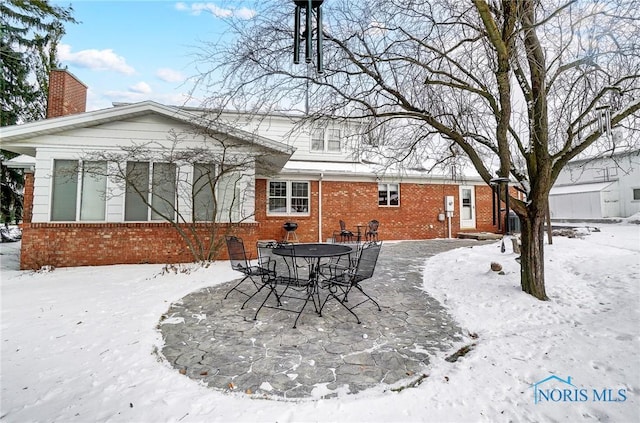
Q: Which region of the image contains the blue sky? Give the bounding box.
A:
[54,1,257,111]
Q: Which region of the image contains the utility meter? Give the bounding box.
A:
[444,196,455,212]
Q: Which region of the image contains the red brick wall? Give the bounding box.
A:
[19,222,259,270]
[47,69,87,118]
[256,179,499,242]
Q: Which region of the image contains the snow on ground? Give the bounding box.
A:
[1,222,638,422]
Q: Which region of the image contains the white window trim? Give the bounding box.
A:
[267,180,311,216]
[378,183,400,207]
[49,159,108,222]
[124,161,178,222]
[310,128,342,153]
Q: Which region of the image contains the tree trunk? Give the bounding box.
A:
[519,210,548,300]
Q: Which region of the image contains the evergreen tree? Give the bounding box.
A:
[0,0,76,224]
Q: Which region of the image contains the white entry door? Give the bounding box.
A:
[459,186,476,229]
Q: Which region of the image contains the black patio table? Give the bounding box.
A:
[272,242,353,283]
[269,243,353,327]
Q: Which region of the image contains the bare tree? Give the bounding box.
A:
[192,0,640,300]
[76,125,265,264]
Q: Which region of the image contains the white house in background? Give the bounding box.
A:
[549,149,640,220]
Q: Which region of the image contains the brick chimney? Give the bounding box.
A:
[47,69,88,118]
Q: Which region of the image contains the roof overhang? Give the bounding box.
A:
[2,154,35,172]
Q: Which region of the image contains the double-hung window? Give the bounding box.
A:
[51,159,107,221]
[378,183,399,206]
[124,161,176,221]
[268,180,309,215]
[311,128,341,152]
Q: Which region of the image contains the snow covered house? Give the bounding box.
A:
[0,70,499,269]
[549,149,640,221]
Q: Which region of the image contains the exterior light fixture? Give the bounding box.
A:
[293,0,324,73]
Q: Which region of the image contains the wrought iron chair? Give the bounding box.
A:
[334,219,356,243]
[365,219,380,241]
[319,241,383,324]
[224,236,274,302]
[253,243,317,328]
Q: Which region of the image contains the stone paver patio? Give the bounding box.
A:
[159,239,489,400]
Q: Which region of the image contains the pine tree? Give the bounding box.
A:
[0,0,76,224]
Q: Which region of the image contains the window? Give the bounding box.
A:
[80,161,107,220]
[193,163,216,221]
[51,160,78,221]
[268,181,309,214]
[125,162,150,221]
[633,188,640,201]
[327,129,341,152]
[51,160,106,221]
[311,129,325,151]
[151,163,176,220]
[125,161,176,221]
[378,183,399,206]
[192,164,243,222]
[311,128,341,152]
[216,170,242,222]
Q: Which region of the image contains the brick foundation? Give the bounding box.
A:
[19,222,259,270]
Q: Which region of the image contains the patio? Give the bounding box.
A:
[159,239,489,399]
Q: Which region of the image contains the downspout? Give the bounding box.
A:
[318,173,323,242]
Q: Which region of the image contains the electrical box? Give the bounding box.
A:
[444,196,455,212]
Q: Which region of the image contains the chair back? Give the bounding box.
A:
[366,219,379,241]
[257,241,289,276]
[368,219,379,233]
[225,236,250,272]
[339,220,347,231]
[352,241,382,283]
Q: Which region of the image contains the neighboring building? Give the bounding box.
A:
[550,149,640,221]
[0,70,499,269]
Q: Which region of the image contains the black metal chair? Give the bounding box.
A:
[224,236,274,303]
[334,219,356,243]
[253,243,317,328]
[365,219,379,241]
[319,241,382,324]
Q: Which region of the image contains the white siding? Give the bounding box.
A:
[217,113,361,163]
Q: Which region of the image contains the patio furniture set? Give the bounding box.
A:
[225,231,383,328]
[334,219,379,243]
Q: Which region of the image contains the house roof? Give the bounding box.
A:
[0,101,295,170]
[550,181,615,195]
